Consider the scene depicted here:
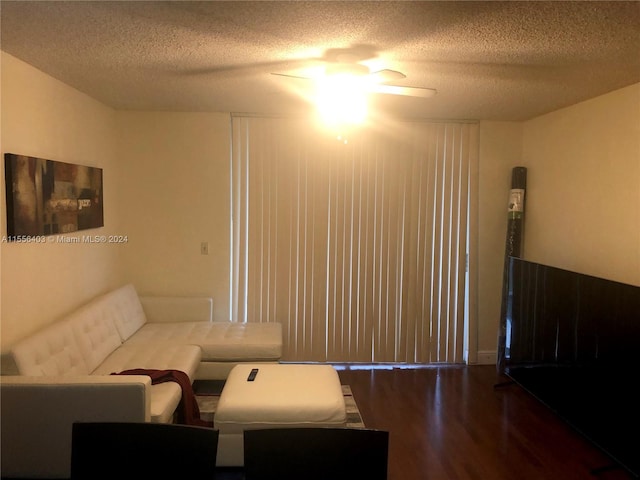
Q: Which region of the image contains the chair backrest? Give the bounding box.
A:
[243,427,389,480]
[71,422,218,479]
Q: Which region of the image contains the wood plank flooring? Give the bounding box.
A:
[335,364,635,480]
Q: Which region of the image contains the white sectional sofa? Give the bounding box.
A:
[0,283,283,479]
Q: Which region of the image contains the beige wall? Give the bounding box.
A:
[116,112,231,321]
[473,83,640,362]
[476,121,523,362]
[0,53,122,351]
[522,83,640,286]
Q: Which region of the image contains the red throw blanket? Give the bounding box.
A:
[112,369,213,428]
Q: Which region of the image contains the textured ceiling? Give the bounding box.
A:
[1,1,639,121]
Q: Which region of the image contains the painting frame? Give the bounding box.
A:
[4,153,104,239]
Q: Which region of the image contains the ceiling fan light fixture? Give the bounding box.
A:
[315,74,368,127]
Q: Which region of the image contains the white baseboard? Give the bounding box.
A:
[473,350,497,365]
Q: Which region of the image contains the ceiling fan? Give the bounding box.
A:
[270,46,437,99]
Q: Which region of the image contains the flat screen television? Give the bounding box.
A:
[504,257,640,478]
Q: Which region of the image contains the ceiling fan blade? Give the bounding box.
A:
[185,57,323,76]
[270,72,313,81]
[369,69,406,83]
[369,84,437,98]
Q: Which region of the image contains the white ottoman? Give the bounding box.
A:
[214,364,347,466]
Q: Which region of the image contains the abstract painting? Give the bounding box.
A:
[4,153,103,238]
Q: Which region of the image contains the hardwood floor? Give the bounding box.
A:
[335,364,635,480]
[11,365,632,480]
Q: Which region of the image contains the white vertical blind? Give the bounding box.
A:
[231,115,478,363]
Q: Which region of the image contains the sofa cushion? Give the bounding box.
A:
[93,342,200,423]
[67,295,123,373]
[92,344,201,381]
[148,382,183,423]
[92,343,202,423]
[11,319,90,376]
[126,321,283,361]
[106,284,148,341]
[201,322,283,361]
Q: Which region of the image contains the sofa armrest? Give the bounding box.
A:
[139,295,213,323]
[0,375,152,479]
